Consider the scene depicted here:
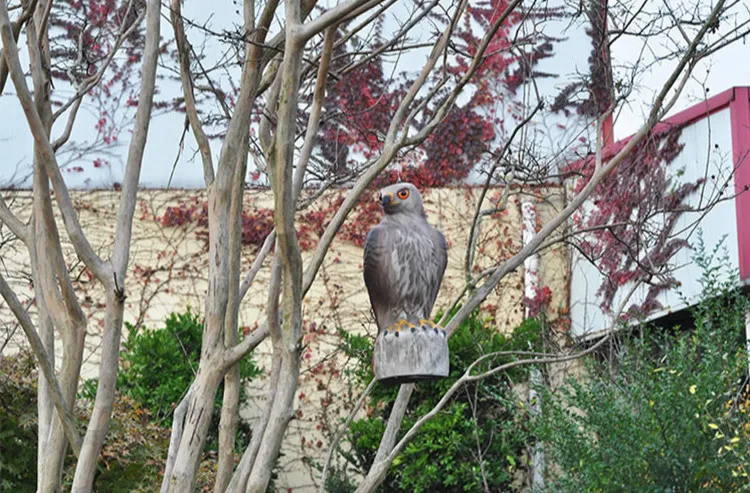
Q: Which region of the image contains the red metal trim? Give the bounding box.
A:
[659,87,736,129]
[567,87,750,281]
[730,87,750,281]
[570,88,739,164]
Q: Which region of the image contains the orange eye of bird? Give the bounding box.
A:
[397,189,409,200]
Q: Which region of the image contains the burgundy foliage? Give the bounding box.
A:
[569,126,703,315]
[551,0,612,117]
[159,200,276,250]
[524,284,553,318]
[157,197,335,252]
[316,0,558,240]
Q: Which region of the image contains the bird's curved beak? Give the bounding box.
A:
[380,192,394,207]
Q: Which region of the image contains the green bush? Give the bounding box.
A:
[0,352,171,493]
[0,351,38,492]
[82,309,262,452]
[328,312,544,493]
[535,242,750,492]
[117,309,262,425]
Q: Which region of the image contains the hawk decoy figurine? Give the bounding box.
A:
[363,182,450,383]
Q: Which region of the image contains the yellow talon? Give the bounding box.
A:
[385,319,420,335]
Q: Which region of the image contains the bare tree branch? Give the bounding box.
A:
[0,193,28,243]
[0,272,82,457]
[299,0,376,41]
[0,0,37,95]
[294,24,335,200]
[71,0,161,488]
[319,378,376,492]
[171,0,215,186]
[0,3,110,282]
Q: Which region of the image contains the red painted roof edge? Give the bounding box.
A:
[729,87,750,280]
[659,87,737,128]
[580,87,741,163]
[567,87,750,281]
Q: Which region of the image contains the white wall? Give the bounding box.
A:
[570,107,740,337]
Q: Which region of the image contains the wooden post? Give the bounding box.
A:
[373,320,449,384]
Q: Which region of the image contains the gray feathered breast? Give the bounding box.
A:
[364,217,447,332]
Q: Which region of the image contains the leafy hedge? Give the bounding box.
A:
[0,351,38,492]
[82,309,262,451]
[535,242,750,492]
[327,313,543,493]
[1,309,262,492]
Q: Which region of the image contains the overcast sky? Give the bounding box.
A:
[0,0,748,189]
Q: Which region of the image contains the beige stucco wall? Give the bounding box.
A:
[0,187,569,491]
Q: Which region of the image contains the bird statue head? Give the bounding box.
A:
[378,182,425,217]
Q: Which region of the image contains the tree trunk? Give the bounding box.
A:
[165,368,223,492]
[244,353,299,493]
[243,4,305,489]
[215,151,250,493]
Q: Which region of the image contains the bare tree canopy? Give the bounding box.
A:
[0,0,748,491]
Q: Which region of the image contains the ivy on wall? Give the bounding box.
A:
[568,126,702,315]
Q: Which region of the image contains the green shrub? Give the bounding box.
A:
[535,242,750,492]
[117,309,262,424]
[0,352,171,493]
[83,309,262,451]
[328,312,543,493]
[0,351,38,492]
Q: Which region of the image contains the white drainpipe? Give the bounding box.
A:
[522,200,545,488]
